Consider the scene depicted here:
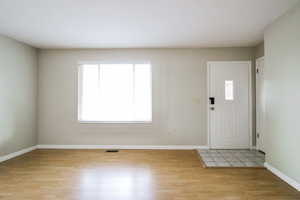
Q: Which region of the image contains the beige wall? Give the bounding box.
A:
[38,48,253,146]
[0,35,38,156]
[255,43,264,59]
[264,3,300,183]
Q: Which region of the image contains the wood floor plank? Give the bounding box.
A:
[0,150,299,200]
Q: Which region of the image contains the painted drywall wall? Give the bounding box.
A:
[264,3,300,183]
[0,35,38,156]
[255,43,264,59]
[38,48,253,146]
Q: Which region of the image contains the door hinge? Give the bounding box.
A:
[256,68,259,74]
[257,133,260,138]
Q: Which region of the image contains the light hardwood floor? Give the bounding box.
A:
[0,150,299,200]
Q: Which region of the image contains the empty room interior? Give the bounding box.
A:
[1,0,300,199]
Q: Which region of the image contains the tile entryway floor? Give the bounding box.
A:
[198,149,265,168]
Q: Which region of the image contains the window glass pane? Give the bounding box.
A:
[79,63,152,122]
[99,64,134,121]
[225,80,234,100]
[134,64,152,121]
[81,64,100,121]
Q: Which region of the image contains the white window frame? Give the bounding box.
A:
[77,62,152,123]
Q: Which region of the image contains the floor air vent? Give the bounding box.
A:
[105,149,119,153]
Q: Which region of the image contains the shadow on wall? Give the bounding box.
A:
[0,104,33,156]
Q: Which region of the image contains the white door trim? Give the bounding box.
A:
[256,56,264,63]
[207,61,253,149]
[256,56,265,151]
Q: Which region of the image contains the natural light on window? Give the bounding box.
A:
[225,80,234,100]
[78,63,152,122]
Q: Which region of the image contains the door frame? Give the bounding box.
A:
[207,61,253,149]
[255,56,265,152]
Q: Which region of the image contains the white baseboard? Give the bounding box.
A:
[0,145,208,163]
[37,144,209,150]
[264,162,300,191]
[0,146,37,163]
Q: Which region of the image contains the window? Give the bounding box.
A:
[225,80,234,100]
[78,63,152,122]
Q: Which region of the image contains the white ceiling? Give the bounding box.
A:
[0,0,298,48]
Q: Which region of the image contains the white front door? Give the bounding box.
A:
[208,61,251,149]
[256,57,265,152]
